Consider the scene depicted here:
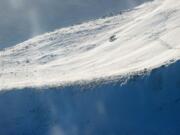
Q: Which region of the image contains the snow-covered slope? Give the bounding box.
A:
[0,59,180,135]
[0,0,150,49]
[0,0,180,90]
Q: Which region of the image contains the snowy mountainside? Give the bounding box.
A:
[0,0,180,90]
[0,0,151,49]
[0,59,180,135]
[0,0,180,134]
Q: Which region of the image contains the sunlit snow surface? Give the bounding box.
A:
[0,0,150,48]
[0,0,180,90]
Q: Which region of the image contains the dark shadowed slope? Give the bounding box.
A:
[0,60,180,135]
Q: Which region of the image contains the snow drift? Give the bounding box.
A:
[0,0,180,90]
[0,0,180,134]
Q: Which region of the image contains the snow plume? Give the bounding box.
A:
[8,0,42,37]
[38,92,79,135]
[1,0,151,49]
[49,126,65,135]
[0,61,180,135]
[9,0,24,9]
[28,8,42,37]
[126,0,139,9]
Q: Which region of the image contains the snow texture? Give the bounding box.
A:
[0,0,180,134]
[0,59,180,135]
[1,0,180,90]
[0,0,151,49]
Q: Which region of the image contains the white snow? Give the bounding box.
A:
[0,0,180,90]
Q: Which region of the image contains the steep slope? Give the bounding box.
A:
[0,0,180,90]
[0,0,180,134]
[0,59,180,135]
[0,0,151,49]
